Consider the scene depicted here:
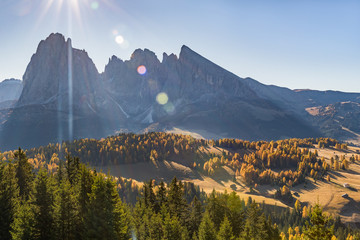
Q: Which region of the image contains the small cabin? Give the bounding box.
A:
[343,183,350,188]
[342,193,348,198]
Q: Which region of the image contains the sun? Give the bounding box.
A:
[36,0,87,33]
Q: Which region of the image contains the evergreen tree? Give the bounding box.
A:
[32,169,56,240]
[54,179,79,240]
[65,154,80,185]
[168,177,187,222]
[217,216,234,240]
[11,200,34,240]
[206,190,225,230]
[198,212,216,240]
[148,213,163,240]
[241,202,269,240]
[85,175,130,239]
[14,148,33,200]
[188,196,202,237]
[157,181,167,207]
[0,160,19,240]
[304,204,334,240]
[163,213,188,240]
[227,191,245,236]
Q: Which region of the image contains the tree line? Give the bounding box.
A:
[1,149,359,239]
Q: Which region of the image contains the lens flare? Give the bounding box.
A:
[112,29,119,35]
[164,102,175,114]
[156,92,168,105]
[137,65,147,75]
[115,35,124,44]
[90,1,99,10]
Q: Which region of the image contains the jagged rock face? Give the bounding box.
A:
[102,45,261,119]
[18,33,103,115]
[0,33,128,150]
[102,49,164,115]
[102,45,318,140]
[2,33,360,150]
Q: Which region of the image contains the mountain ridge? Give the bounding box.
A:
[1,33,360,150]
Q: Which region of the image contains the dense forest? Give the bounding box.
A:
[2,133,357,190]
[0,148,359,240]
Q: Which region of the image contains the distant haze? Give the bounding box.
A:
[0,0,359,92]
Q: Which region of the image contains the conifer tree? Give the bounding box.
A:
[304,204,334,240]
[163,213,188,240]
[157,181,167,207]
[188,196,202,237]
[54,179,79,240]
[32,169,56,240]
[206,190,225,229]
[217,216,234,240]
[147,213,163,239]
[168,177,187,221]
[198,212,216,240]
[85,175,129,239]
[0,161,19,240]
[241,202,269,240]
[14,148,33,200]
[11,200,34,240]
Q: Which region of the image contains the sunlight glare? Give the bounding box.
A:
[156,92,168,105]
[137,65,147,75]
[115,35,124,44]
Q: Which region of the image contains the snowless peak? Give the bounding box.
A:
[45,33,66,44]
[162,52,178,63]
[130,48,160,63]
[179,45,201,61]
[108,55,123,63]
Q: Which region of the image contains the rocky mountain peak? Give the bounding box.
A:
[17,33,101,109]
[129,48,160,67]
[162,53,178,65]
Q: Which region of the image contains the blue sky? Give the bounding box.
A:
[0,0,359,92]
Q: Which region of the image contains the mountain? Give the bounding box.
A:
[102,45,318,140]
[0,79,23,110]
[0,33,127,150]
[306,101,360,143]
[0,33,360,150]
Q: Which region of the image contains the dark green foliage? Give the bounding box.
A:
[168,177,188,223]
[11,200,34,240]
[32,169,56,240]
[304,204,334,240]
[217,216,234,240]
[0,160,19,240]
[188,196,202,237]
[14,148,33,200]
[85,175,130,239]
[1,150,358,240]
[198,212,216,240]
[54,179,79,240]
[242,202,272,240]
[64,154,80,185]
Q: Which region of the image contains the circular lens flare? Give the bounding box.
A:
[156,92,168,105]
[164,102,175,114]
[115,35,124,44]
[137,65,147,75]
[90,1,99,10]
